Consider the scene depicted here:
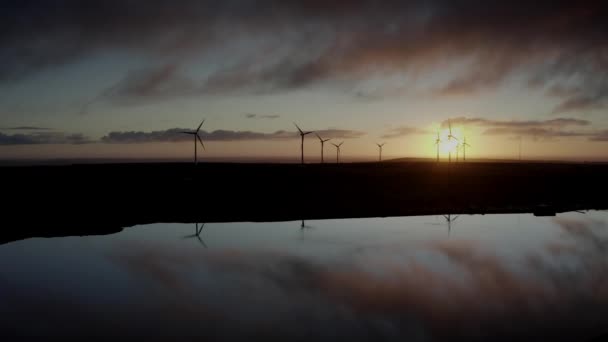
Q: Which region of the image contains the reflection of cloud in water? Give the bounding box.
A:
[3,218,608,341]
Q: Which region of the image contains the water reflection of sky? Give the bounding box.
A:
[1,212,607,341]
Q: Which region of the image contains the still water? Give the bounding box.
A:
[1,212,607,341]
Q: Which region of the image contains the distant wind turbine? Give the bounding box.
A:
[434,131,442,162]
[183,223,207,248]
[462,137,471,161]
[447,119,458,163]
[180,119,206,164]
[294,123,313,165]
[332,141,344,163]
[376,143,386,162]
[518,136,522,161]
[316,133,331,164]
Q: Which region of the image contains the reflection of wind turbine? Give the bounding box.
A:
[435,131,442,162]
[316,133,331,164]
[180,119,206,164]
[294,123,313,165]
[183,223,207,248]
[376,143,386,162]
[462,137,471,162]
[332,142,344,163]
[300,219,313,229]
[443,214,459,237]
[447,120,458,163]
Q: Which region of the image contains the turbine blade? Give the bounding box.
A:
[196,119,205,133]
[197,134,206,150]
[180,131,194,134]
[315,133,322,141]
[293,122,304,134]
[323,138,331,142]
[304,131,313,135]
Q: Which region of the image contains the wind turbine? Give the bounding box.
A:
[462,137,471,162]
[376,143,386,162]
[455,143,461,162]
[435,131,442,162]
[316,133,331,164]
[183,223,207,248]
[332,142,344,163]
[180,119,206,164]
[294,123,313,165]
[447,119,458,163]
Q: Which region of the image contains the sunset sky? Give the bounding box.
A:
[1,0,607,162]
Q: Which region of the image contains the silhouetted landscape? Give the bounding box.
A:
[3,160,607,244]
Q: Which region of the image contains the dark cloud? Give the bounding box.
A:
[3,1,607,111]
[589,130,608,142]
[1,126,51,131]
[442,117,591,129]
[381,126,430,139]
[100,128,364,143]
[244,114,280,120]
[0,132,91,145]
[441,116,604,141]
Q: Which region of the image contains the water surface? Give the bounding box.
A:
[1,212,607,341]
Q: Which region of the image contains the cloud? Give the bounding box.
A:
[589,130,608,142]
[244,114,280,120]
[3,1,608,111]
[0,132,92,145]
[100,128,365,143]
[0,126,52,131]
[441,116,604,141]
[381,126,430,139]
[441,117,591,129]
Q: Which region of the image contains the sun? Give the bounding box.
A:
[437,127,464,154]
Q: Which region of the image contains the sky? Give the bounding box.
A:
[1,0,607,162]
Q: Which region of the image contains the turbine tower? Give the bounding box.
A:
[376,143,386,162]
[435,131,442,162]
[294,123,313,165]
[447,119,458,163]
[332,142,344,164]
[462,137,471,162]
[180,119,206,164]
[316,133,331,164]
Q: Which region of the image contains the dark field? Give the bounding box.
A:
[3,161,607,244]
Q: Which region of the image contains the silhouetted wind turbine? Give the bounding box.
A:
[316,133,331,164]
[332,142,344,163]
[180,119,206,164]
[376,143,386,162]
[462,137,471,161]
[518,136,522,161]
[447,119,458,163]
[183,223,207,248]
[435,131,442,162]
[294,123,313,165]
